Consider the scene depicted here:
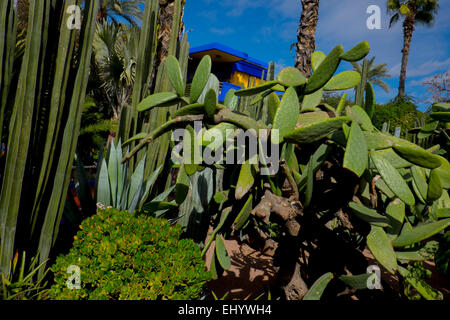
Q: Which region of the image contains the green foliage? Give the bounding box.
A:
[77,97,117,164]
[119,42,450,301]
[70,140,170,216]
[0,0,100,277]
[435,231,450,278]
[372,97,424,133]
[1,251,49,300]
[49,208,210,300]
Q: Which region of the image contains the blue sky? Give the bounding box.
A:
[183,0,450,111]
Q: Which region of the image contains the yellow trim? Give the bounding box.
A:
[229,71,263,88]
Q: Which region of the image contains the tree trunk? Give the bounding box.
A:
[16,0,29,36]
[149,0,185,92]
[398,15,415,98]
[295,0,320,77]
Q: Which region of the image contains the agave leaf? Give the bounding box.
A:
[107,141,119,206]
[215,234,231,270]
[138,165,163,209]
[324,71,361,91]
[142,201,178,213]
[150,186,176,217]
[165,55,185,96]
[303,272,334,300]
[277,67,307,87]
[370,151,415,206]
[367,226,398,274]
[97,158,111,206]
[190,55,212,103]
[343,122,368,177]
[175,164,190,204]
[183,125,200,175]
[128,154,146,208]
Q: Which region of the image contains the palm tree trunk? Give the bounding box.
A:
[398,15,415,98]
[149,0,185,92]
[16,0,29,36]
[295,0,320,77]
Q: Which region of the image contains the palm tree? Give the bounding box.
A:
[97,0,144,26]
[294,0,320,77]
[149,0,186,91]
[388,0,439,97]
[352,57,391,93]
[92,21,140,120]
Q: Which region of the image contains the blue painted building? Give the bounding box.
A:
[188,43,269,102]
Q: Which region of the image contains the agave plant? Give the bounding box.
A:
[68,140,173,217]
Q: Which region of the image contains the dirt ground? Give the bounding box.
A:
[204,232,449,300]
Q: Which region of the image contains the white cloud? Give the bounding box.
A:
[209,27,235,36]
[390,58,450,77]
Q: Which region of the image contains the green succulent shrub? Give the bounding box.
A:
[49,208,210,300]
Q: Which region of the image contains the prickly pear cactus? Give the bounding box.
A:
[122,41,450,301]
